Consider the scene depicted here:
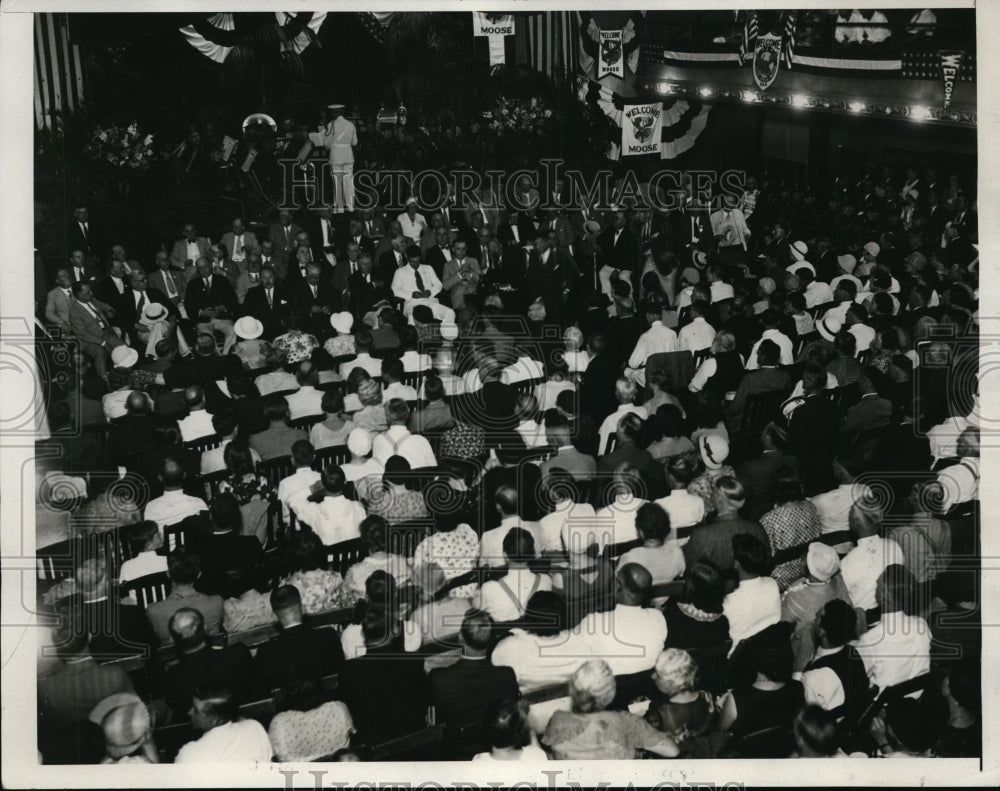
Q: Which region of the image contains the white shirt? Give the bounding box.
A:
[723,576,781,651]
[516,419,548,449]
[809,483,873,536]
[185,240,201,263]
[937,458,979,511]
[853,610,931,693]
[341,457,384,501]
[231,234,247,261]
[339,353,383,379]
[534,380,575,411]
[491,629,589,691]
[102,389,145,422]
[477,568,552,623]
[119,550,168,585]
[502,356,545,385]
[563,350,593,375]
[174,719,273,763]
[288,491,366,546]
[617,543,685,585]
[595,496,646,546]
[798,646,850,710]
[653,491,706,545]
[397,212,429,243]
[144,489,209,531]
[537,501,603,556]
[839,535,905,611]
[285,385,325,419]
[848,323,876,352]
[201,439,260,475]
[176,409,216,442]
[709,281,735,303]
[597,404,649,456]
[804,280,834,308]
[371,424,437,469]
[391,264,442,302]
[746,328,794,369]
[277,467,322,519]
[926,415,973,462]
[628,320,678,370]
[678,316,716,353]
[480,516,543,566]
[574,604,668,676]
[382,381,418,403]
[400,350,432,373]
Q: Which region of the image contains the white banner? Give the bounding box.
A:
[621,102,662,156]
[473,12,514,66]
[598,29,624,79]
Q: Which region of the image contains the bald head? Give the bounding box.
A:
[495,485,519,517]
[616,562,652,606]
[168,607,206,652]
[160,457,186,490]
[126,391,150,415]
[184,385,205,409]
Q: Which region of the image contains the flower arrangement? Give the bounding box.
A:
[85,122,156,170]
[481,95,554,137]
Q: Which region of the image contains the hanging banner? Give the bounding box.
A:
[939,50,965,109]
[753,33,782,90]
[622,102,662,156]
[473,12,514,67]
[598,29,624,79]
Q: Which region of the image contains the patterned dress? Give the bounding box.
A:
[760,500,822,591]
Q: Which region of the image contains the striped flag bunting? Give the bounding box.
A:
[524,11,579,80]
[739,11,758,65]
[34,13,85,130]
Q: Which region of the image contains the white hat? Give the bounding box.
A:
[233,316,264,340]
[327,103,345,111]
[787,261,816,277]
[698,434,729,470]
[111,345,138,369]
[863,241,881,258]
[440,323,459,341]
[692,249,708,268]
[791,241,808,261]
[347,427,373,456]
[806,542,840,582]
[140,302,169,325]
[817,314,843,342]
[330,311,354,335]
[405,196,418,206]
[836,254,858,274]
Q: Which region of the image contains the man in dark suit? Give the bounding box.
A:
[268,209,304,259]
[308,206,339,266]
[349,253,384,317]
[118,270,173,345]
[524,231,578,325]
[330,240,361,303]
[596,210,641,296]
[253,585,345,694]
[94,260,133,334]
[376,234,408,287]
[734,423,800,520]
[108,391,159,467]
[184,258,239,353]
[163,608,262,720]
[66,248,100,286]
[240,265,287,340]
[258,239,288,283]
[339,215,375,259]
[65,206,104,264]
[579,333,621,427]
[495,208,535,249]
[287,262,340,339]
[727,339,793,432]
[195,495,266,598]
[423,227,454,279]
[428,609,519,758]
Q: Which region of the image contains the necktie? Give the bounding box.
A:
[81,223,88,240]
[414,269,425,292]
[136,292,146,312]
[75,266,83,281]
[396,253,403,268]
[365,221,372,236]
[115,278,124,295]
[235,236,243,256]
[323,222,331,245]
[482,253,489,270]
[310,283,318,299]
[266,288,273,308]
[165,272,176,296]
[284,226,291,246]
[203,277,210,290]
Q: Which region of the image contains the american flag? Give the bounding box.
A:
[34,13,85,130]
[739,11,758,65]
[781,10,797,69]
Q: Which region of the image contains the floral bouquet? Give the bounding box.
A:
[84,122,156,170]
[481,95,554,137]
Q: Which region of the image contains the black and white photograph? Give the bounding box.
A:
[1,2,994,787]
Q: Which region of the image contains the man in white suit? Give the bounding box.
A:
[323,104,357,214]
[45,269,75,335]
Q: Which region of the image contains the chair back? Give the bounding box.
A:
[325,537,367,575]
[645,350,695,392]
[366,723,445,762]
[195,469,229,501]
[387,519,434,557]
[121,571,173,610]
[183,434,222,454]
[692,346,713,368]
[36,539,75,583]
[739,389,790,436]
[313,445,350,472]
[287,414,326,432]
[259,455,295,483]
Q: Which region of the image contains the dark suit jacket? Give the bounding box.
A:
[423,246,451,279]
[94,277,133,329]
[108,414,159,466]
[728,367,794,430]
[59,595,152,663]
[525,248,578,309]
[376,250,406,288]
[169,237,212,270]
[149,269,187,301]
[66,219,104,261]
[258,252,288,283]
[579,352,621,426]
[287,278,342,317]
[842,395,893,434]
[338,648,427,744]
[253,622,345,694]
[597,227,641,275]
[184,274,238,320]
[349,271,383,316]
[194,530,266,598]
[606,315,644,366]
[241,283,288,340]
[788,395,841,495]
[329,260,357,298]
[163,643,261,719]
[339,232,375,259]
[428,657,518,754]
[735,451,801,520]
[119,286,174,335]
[269,222,304,256]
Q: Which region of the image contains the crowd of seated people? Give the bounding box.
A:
[35,154,980,764]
